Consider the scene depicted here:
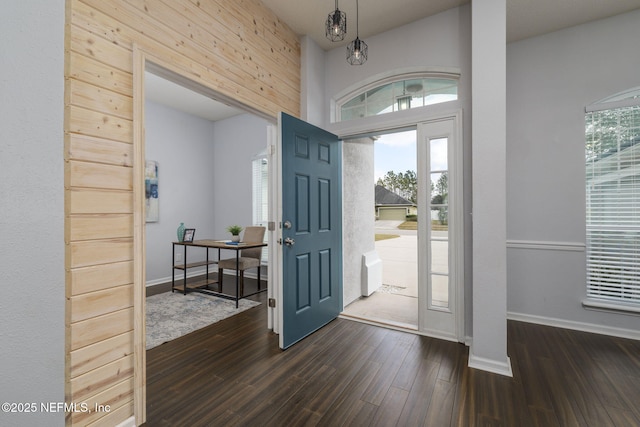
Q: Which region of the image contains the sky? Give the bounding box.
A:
[374,130,448,183]
[374,130,416,182]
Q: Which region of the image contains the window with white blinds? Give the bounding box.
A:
[252,155,268,263]
[585,104,640,304]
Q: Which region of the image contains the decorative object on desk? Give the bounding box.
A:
[183,228,195,243]
[226,224,243,243]
[177,222,185,242]
[145,160,159,222]
[145,292,260,350]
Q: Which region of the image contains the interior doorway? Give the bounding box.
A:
[133,51,278,419]
[343,129,419,329]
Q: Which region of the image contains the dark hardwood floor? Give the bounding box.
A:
[145,291,640,426]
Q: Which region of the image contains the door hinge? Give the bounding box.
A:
[268,298,276,308]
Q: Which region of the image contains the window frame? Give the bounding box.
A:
[583,90,640,314]
[252,151,269,264]
[334,70,460,123]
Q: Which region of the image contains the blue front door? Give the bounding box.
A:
[280,113,342,349]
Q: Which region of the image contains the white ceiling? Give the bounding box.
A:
[146,0,640,122]
[265,0,640,50]
[145,72,244,122]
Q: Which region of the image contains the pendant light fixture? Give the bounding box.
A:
[397,81,412,110]
[326,0,347,42]
[346,0,367,65]
[397,95,412,111]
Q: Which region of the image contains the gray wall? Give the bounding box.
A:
[211,113,271,238]
[145,102,270,284]
[506,10,640,333]
[0,1,66,425]
[144,100,217,283]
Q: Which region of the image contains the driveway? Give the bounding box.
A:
[374,224,448,301]
[375,220,417,236]
[375,234,417,297]
[374,220,404,229]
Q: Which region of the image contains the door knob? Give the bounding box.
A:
[284,237,295,246]
[283,220,292,229]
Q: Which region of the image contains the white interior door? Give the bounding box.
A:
[417,117,464,341]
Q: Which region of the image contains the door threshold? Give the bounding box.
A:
[339,312,418,333]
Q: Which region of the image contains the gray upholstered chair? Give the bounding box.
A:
[218,226,266,296]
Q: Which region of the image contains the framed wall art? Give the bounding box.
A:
[145,160,159,222]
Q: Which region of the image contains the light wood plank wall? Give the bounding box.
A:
[64,0,300,424]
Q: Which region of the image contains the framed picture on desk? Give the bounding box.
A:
[183,228,195,242]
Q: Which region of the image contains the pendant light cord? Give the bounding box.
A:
[356,0,359,37]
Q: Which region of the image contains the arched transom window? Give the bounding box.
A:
[337,73,458,122]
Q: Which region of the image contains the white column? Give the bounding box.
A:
[299,35,326,127]
[469,0,512,376]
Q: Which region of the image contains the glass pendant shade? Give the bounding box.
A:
[347,37,367,65]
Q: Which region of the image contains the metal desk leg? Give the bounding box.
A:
[183,244,187,295]
[172,243,176,292]
[235,248,240,308]
[205,248,210,288]
[217,248,221,292]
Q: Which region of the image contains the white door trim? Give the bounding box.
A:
[417,112,464,342]
[335,110,465,342]
[267,124,280,333]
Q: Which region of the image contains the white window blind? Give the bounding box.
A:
[252,156,268,263]
[585,105,640,304]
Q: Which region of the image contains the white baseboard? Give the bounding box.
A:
[507,311,640,341]
[464,335,473,347]
[115,416,136,427]
[146,268,266,288]
[468,347,513,377]
[146,268,208,287]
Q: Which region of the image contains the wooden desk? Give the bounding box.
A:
[172,239,267,308]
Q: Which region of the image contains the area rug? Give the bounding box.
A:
[146,292,260,350]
